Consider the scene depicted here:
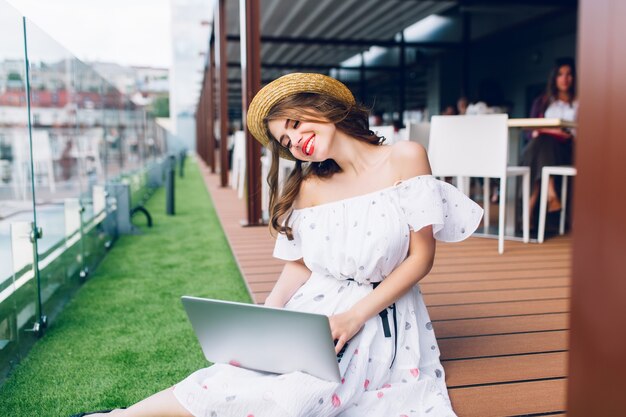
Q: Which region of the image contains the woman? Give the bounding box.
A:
[74,73,482,417]
[522,58,577,214]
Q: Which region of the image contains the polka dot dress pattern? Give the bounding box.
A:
[173,175,482,417]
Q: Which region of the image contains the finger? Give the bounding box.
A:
[335,337,346,354]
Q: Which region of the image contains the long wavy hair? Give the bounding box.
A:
[265,92,385,239]
[538,57,577,113]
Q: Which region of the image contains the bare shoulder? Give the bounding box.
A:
[293,175,322,209]
[389,141,432,179]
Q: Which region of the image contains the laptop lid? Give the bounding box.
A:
[181,296,345,382]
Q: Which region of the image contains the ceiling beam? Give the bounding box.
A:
[461,0,576,6]
[226,35,460,49]
[228,62,402,71]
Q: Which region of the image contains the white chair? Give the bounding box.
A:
[278,158,296,192]
[261,154,271,221]
[429,114,530,254]
[398,128,408,141]
[406,122,430,150]
[230,131,246,198]
[538,166,577,243]
[260,154,296,222]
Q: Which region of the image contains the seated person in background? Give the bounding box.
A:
[521,57,577,215]
[465,99,507,115]
[441,104,457,115]
[465,101,491,115]
[456,96,468,115]
[465,79,509,115]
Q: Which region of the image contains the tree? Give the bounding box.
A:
[7,72,22,82]
[149,95,169,118]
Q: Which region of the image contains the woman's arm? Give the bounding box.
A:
[264,259,312,308]
[266,177,317,308]
[329,226,435,352]
[330,140,435,353]
[533,128,573,140]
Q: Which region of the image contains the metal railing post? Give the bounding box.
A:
[179,150,186,178]
[166,155,176,215]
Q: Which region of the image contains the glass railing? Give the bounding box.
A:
[0,0,171,380]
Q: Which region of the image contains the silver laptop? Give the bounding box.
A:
[181,296,352,382]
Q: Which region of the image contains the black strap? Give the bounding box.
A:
[390,303,398,367]
[372,281,398,368]
[345,279,398,368]
[378,307,391,337]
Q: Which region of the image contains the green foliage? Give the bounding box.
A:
[149,95,169,118]
[7,72,22,82]
[0,160,251,416]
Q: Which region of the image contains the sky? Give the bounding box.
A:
[7,0,172,68]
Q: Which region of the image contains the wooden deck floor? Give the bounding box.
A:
[199,161,569,417]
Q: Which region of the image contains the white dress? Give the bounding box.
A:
[174,175,483,417]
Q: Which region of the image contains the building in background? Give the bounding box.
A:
[90,61,169,114]
[169,0,211,151]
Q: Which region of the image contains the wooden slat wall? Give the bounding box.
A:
[198,160,570,417]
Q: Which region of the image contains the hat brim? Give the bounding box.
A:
[246,73,355,161]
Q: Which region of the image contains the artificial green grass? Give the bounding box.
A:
[0,159,252,416]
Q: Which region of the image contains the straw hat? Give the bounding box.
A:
[247,72,356,160]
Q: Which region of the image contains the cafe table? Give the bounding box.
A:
[477,118,577,240]
[508,118,577,129]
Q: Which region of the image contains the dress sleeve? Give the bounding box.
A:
[272,210,303,261]
[397,176,483,242]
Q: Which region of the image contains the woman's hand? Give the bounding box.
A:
[329,310,366,354]
[535,128,573,139]
[263,295,284,309]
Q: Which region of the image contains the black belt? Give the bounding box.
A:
[347,279,398,368]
